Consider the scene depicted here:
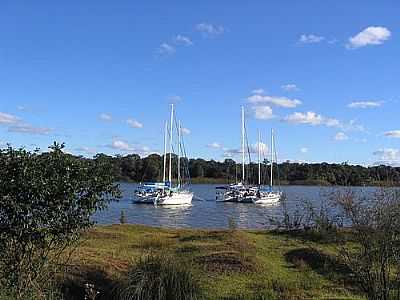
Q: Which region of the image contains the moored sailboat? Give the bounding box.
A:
[134,104,193,205]
[253,129,282,204]
[216,106,254,203]
[155,104,193,205]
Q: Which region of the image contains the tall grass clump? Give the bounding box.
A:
[113,254,200,300]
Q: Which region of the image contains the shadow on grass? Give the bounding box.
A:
[284,247,351,283]
[60,266,117,300]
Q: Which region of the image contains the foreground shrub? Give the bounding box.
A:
[114,254,200,300]
[335,188,400,300]
[0,143,120,299]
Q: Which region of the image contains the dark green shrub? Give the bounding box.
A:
[113,254,200,300]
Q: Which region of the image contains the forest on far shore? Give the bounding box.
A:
[91,152,400,186]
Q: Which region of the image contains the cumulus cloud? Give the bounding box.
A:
[207,142,222,149]
[348,101,383,108]
[284,111,336,126]
[159,43,175,55]
[281,84,299,92]
[127,118,143,128]
[196,23,224,36]
[373,148,400,166]
[335,132,349,141]
[99,113,112,122]
[299,34,325,44]
[384,130,400,138]
[223,142,268,157]
[8,124,51,135]
[253,106,274,120]
[248,94,302,108]
[175,35,193,46]
[108,140,132,151]
[347,26,391,49]
[0,112,20,125]
[283,111,364,132]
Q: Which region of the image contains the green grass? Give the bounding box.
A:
[65,225,364,300]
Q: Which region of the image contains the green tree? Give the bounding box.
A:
[0,143,120,299]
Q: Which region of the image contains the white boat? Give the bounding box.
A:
[253,129,282,204]
[155,104,193,206]
[216,107,253,203]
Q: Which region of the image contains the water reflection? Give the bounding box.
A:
[92,183,378,229]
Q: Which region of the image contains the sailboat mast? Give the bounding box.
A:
[178,120,181,188]
[163,120,167,184]
[258,129,261,186]
[270,129,274,188]
[169,104,174,185]
[241,106,245,183]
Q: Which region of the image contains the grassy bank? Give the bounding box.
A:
[65,225,362,299]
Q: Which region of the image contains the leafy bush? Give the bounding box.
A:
[0,143,120,299]
[113,254,200,300]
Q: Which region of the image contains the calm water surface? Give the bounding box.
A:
[93,183,375,229]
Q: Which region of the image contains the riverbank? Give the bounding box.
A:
[65,225,362,299]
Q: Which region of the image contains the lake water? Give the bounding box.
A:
[93,183,375,229]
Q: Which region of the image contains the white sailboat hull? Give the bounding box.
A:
[253,192,282,204]
[155,191,193,205]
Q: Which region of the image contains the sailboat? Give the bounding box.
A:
[133,121,170,204]
[134,104,193,205]
[216,106,254,203]
[154,104,193,205]
[253,129,282,204]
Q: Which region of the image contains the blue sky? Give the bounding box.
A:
[1,1,399,166]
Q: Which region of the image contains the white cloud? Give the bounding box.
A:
[175,35,193,46]
[384,130,400,138]
[299,34,325,44]
[207,142,222,149]
[0,112,20,124]
[281,84,299,92]
[347,26,391,49]
[253,106,274,120]
[109,140,132,151]
[348,101,383,109]
[17,105,27,111]
[373,148,400,166]
[283,111,363,132]
[196,23,224,36]
[99,113,112,122]
[223,142,268,157]
[335,132,349,141]
[8,124,51,135]
[300,147,308,153]
[284,111,328,126]
[127,118,143,128]
[248,94,302,108]
[159,43,175,55]
[252,142,268,155]
[181,127,191,135]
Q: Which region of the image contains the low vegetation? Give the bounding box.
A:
[56,225,362,300]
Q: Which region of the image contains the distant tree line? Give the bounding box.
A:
[94,153,400,186]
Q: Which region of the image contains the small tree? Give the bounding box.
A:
[335,188,400,300]
[0,143,120,299]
